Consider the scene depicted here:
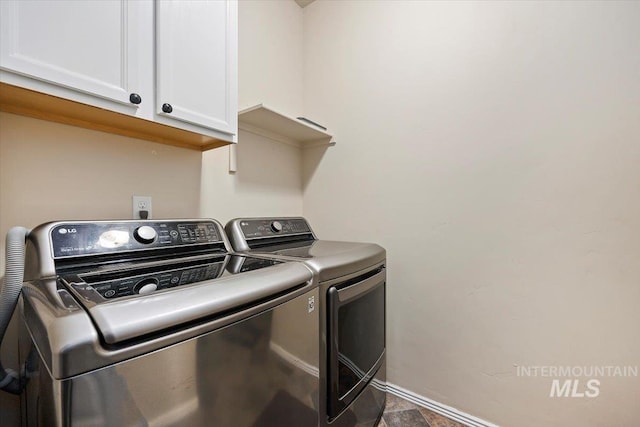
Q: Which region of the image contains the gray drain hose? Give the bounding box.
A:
[0,227,29,394]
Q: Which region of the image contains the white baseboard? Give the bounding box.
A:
[385,383,499,427]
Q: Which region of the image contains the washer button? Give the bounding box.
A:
[134,278,159,295]
[138,283,158,295]
[134,226,157,244]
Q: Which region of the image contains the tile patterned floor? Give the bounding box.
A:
[379,393,467,427]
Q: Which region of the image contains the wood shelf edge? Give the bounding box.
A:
[0,82,232,152]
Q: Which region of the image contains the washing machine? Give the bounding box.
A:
[0,219,320,426]
[225,217,387,427]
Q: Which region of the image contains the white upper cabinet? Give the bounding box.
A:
[0,0,237,147]
[156,0,237,136]
[0,0,145,115]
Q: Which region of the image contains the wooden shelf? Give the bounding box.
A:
[238,103,335,148]
[0,82,231,151]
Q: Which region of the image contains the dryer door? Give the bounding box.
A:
[327,267,386,420]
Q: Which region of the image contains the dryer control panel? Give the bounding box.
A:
[238,218,311,239]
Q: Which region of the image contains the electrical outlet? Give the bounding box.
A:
[132,196,152,220]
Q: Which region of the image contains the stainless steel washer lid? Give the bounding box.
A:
[82,261,312,344]
[21,261,314,379]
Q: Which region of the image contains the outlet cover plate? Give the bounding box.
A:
[132,195,152,219]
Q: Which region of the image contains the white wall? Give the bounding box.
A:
[200,129,303,223]
[0,114,201,235]
[200,0,305,224]
[0,112,202,423]
[238,0,304,114]
[302,1,640,426]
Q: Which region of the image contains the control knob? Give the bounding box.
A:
[134,278,159,295]
[134,225,157,244]
[270,221,283,232]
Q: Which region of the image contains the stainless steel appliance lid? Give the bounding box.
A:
[248,240,385,282]
[226,218,386,282]
[80,259,312,344]
[21,255,314,378]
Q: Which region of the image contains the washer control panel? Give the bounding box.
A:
[51,220,222,258]
[72,258,226,300]
[239,218,311,239]
[62,255,283,302]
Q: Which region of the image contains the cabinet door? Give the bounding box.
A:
[156,0,237,136]
[0,0,143,109]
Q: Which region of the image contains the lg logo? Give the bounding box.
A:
[58,228,77,234]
